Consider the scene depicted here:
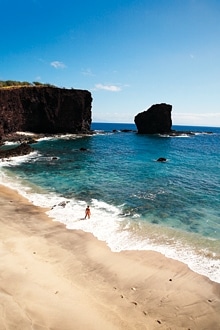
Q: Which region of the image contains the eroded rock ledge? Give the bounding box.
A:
[0,143,33,159]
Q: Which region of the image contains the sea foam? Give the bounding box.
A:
[0,169,219,284]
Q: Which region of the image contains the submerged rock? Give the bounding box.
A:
[157,157,167,162]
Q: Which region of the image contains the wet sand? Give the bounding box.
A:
[0,184,220,330]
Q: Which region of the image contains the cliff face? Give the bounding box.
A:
[0,86,92,137]
[134,103,172,134]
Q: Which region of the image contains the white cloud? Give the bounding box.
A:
[94,84,121,92]
[93,112,134,123]
[50,61,66,69]
[173,112,220,127]
[81,68,94,76]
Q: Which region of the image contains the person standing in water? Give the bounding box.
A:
[85,205,91,219]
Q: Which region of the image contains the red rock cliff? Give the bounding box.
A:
[0,86,92,136]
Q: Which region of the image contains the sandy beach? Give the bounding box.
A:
[0,185,220,330]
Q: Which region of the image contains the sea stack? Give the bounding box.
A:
[134,103,172,134]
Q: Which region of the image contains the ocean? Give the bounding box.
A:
[0,123,220,283]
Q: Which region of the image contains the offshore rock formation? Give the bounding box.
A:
[157,157,167,162]
[134,103,172,134]
[0,86,92,138]
[0,143,33,159]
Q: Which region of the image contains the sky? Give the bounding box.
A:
[1,0,220,126]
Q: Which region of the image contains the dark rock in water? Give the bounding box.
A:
[120,129,134,133]
[134,104,213,137]
[80,147,87,151]
[26,138,38,144]
[0,143,33,159]
[167,130,195,137]
[112,129,135,133]
[0,86,92,138]
[157,157,167,162]
[58,201,69,208]
[134,103,172,134]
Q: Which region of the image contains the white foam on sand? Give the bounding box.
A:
[0,170,219,284]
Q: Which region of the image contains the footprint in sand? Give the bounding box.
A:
[131,301,138,306]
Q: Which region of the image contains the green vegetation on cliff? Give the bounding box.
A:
[0,80,56,88]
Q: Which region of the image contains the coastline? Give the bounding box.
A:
[1,125,219,284]
[0,184,220,330]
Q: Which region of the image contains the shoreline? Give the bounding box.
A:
[3,177,219,284]
[0,184,220,329]
[1,128,219,285]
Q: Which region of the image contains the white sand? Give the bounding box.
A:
[0,185,220,330]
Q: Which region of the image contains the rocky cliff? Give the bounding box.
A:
[0,86,92,137]
[134,103,172,134]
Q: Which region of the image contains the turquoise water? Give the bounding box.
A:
[0,123,220,282]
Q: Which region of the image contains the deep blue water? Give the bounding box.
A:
[0,123,220,282]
